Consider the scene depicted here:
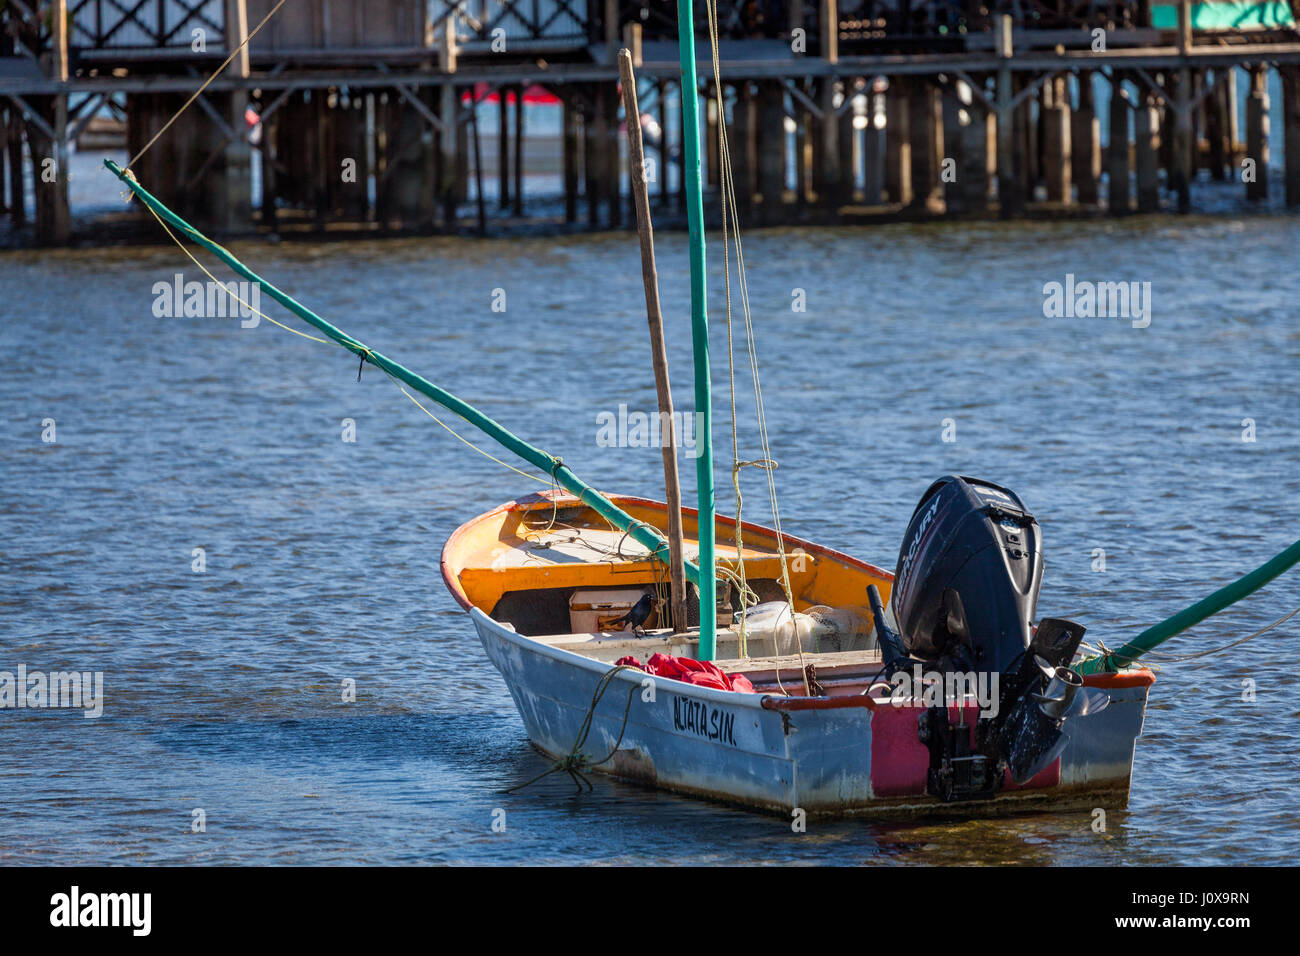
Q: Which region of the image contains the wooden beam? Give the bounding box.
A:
[224,0,250,80]
[51,0,68,84]
[821,0,838,66]
[21,45,1300,100]
[392,81,444,133]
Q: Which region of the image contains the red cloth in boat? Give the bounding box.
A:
[615,653,755,694]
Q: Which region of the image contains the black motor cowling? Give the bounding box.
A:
[883,476,1111,796]
[892,475,1043,676]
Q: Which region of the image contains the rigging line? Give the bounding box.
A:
[704,0,754,666]
[702,0,754,663]
[1081,606,1299,667]
[138,198,329,344]
[139,181,551,488]
[705,0,807,695]
[705,0,786,690]
[725,124,797,632]
[127,0,291,171]
[388,375,550,486]
[537,473,563,534]
[716,72,745,656]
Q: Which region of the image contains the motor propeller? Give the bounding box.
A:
[1001,654,1112,785]
[1031,657,1110,721]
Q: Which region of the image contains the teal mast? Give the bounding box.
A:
[675,1,717,659]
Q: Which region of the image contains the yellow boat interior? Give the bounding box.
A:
[441,491,896,695]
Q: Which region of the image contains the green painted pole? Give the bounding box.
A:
[676,0,717,658]
[1077,537,1300,674]
[105,158,701,589]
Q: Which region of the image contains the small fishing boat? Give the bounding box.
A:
[103,3,1299,823]
[442,485,1156,815]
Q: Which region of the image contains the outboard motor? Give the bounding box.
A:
[892,475,1042,674]
[880,476,1111,799]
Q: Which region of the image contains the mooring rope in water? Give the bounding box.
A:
[1078,537,1300,674]
[1080,605,1300,668]
[504,665,641,794]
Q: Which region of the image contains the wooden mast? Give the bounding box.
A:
[618,50,690,635]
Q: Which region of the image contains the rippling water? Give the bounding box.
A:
[1,212,1298,864]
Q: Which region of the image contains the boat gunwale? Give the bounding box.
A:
[760,664,1156,712]
[444,493,1157,700]
[469,606,772,711]
[440,489,895,614]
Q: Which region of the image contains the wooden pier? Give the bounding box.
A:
[4,1,1300,244]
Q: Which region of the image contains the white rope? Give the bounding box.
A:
[703,0,809,695]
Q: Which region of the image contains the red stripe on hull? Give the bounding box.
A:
[868,703,1060,797]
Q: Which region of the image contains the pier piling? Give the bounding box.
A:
[1135,88,1162,213]
[886,78,912,206]
[1073,72,1101,205]
[861,87,884,205]
[1108,72,1133,215]
[1042,75,1071,204]
[758,82,786,222]
[1283,67,1300,207]
[1246,65,1270,200]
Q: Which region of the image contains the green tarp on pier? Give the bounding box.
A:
[1150,0,1295,29]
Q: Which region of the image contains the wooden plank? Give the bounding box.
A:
[719,648,883,677]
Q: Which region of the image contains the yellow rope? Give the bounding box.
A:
[140,199,329,344]
[390,377,549,485]
[126,0,291,171]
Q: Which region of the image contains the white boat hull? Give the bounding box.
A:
[471,608,1152,816]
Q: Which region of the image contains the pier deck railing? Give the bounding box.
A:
[13,0,1256,69]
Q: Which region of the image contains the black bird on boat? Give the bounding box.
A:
[612,593,655,636]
